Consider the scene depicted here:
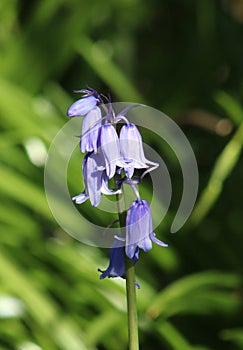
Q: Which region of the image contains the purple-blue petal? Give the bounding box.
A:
[99,242,125,279]
[80,107,101,153]
[120,123,149,172]
[150,232,168,247]
[98,239,140,288]
[100,123,123,179]
[83,153,104,207]
[125,199,167,260]
[101,172,122,195]
[67,95,97,117]
[72,191,89,204]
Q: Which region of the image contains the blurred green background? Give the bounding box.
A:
[1,0,243,349]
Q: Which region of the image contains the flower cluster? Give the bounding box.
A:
[67,87,167,284]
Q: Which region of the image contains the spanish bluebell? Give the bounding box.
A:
[99,123,124,179]
[120,123,150,178]
[72,152,120,207]
[80,107,102,153]
[67,87,168,286]
[98,239,126,280]
[125,199,168,260]
[98,237,140,287]
[67,95,98,117]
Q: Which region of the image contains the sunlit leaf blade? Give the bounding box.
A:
[147,271,241,319]
[214,90,243,125]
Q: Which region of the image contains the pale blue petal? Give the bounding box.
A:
[100,123,122,179]
[72,191,89,204]
[125,244,137,260]
[101,173,122,195]
[84,153,104,207]
[138,236,152,252]
[125,200,156,259]
[124,163,134,179]
[80,107,101,153]
[99,238,140,287]
[67,95,97,117]
[99,238,125,279]
[120,124,149,169]
[125,201,140,259]
[150,232,168,247]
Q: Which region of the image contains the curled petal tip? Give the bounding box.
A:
[72,192,88,204]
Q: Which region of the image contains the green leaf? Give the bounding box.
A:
[157,321,211,350]
[214,90,243,125]
[0,164,52,219]
[147,271,241,319]
[220,328,243,349]
[190,123,243,226]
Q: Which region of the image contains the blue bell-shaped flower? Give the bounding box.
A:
[72,152,121,207]
[67,95,98,117]
[120,123,155,178]
[125,199,168,260]
[98,237,139,288]
[99,123,124,179]
[80,107,102,153]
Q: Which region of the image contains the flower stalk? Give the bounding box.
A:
[115,183,139,350]
[125,255,139,350]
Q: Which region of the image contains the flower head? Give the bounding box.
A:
[72,152,121,207]
[99,239,126,280]
[98,237,139,287]
[67,87,101,117]
[67,95,98,117]
[67,88,167,288]
[80,107,102,153]
[120,123,157,178]
[125,199,168,260]
[99,123,124,179]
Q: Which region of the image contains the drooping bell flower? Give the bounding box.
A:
[120,123,154,178]
[99,123,124,179]
[80,107,102,153]
[98,238,126,280]
[67,88,101,117]
[98,237,140,287]
[125,199,168,260]
[67,95,98,117]
[72,152,121,207]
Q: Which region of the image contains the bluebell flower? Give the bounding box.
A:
[98,237,140,287]
[99,239,126,280]
[72,152,121,207]
[67,95,98,117]
[67,87,101,117]
[99,123,124,179]
[80,107,102,153]
[120,123,155,178]
[125,199,168,260]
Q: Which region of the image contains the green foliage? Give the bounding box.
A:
[0,0,243,349]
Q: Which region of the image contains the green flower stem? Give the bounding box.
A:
[115,180,139,350]
[125,255,139,350]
